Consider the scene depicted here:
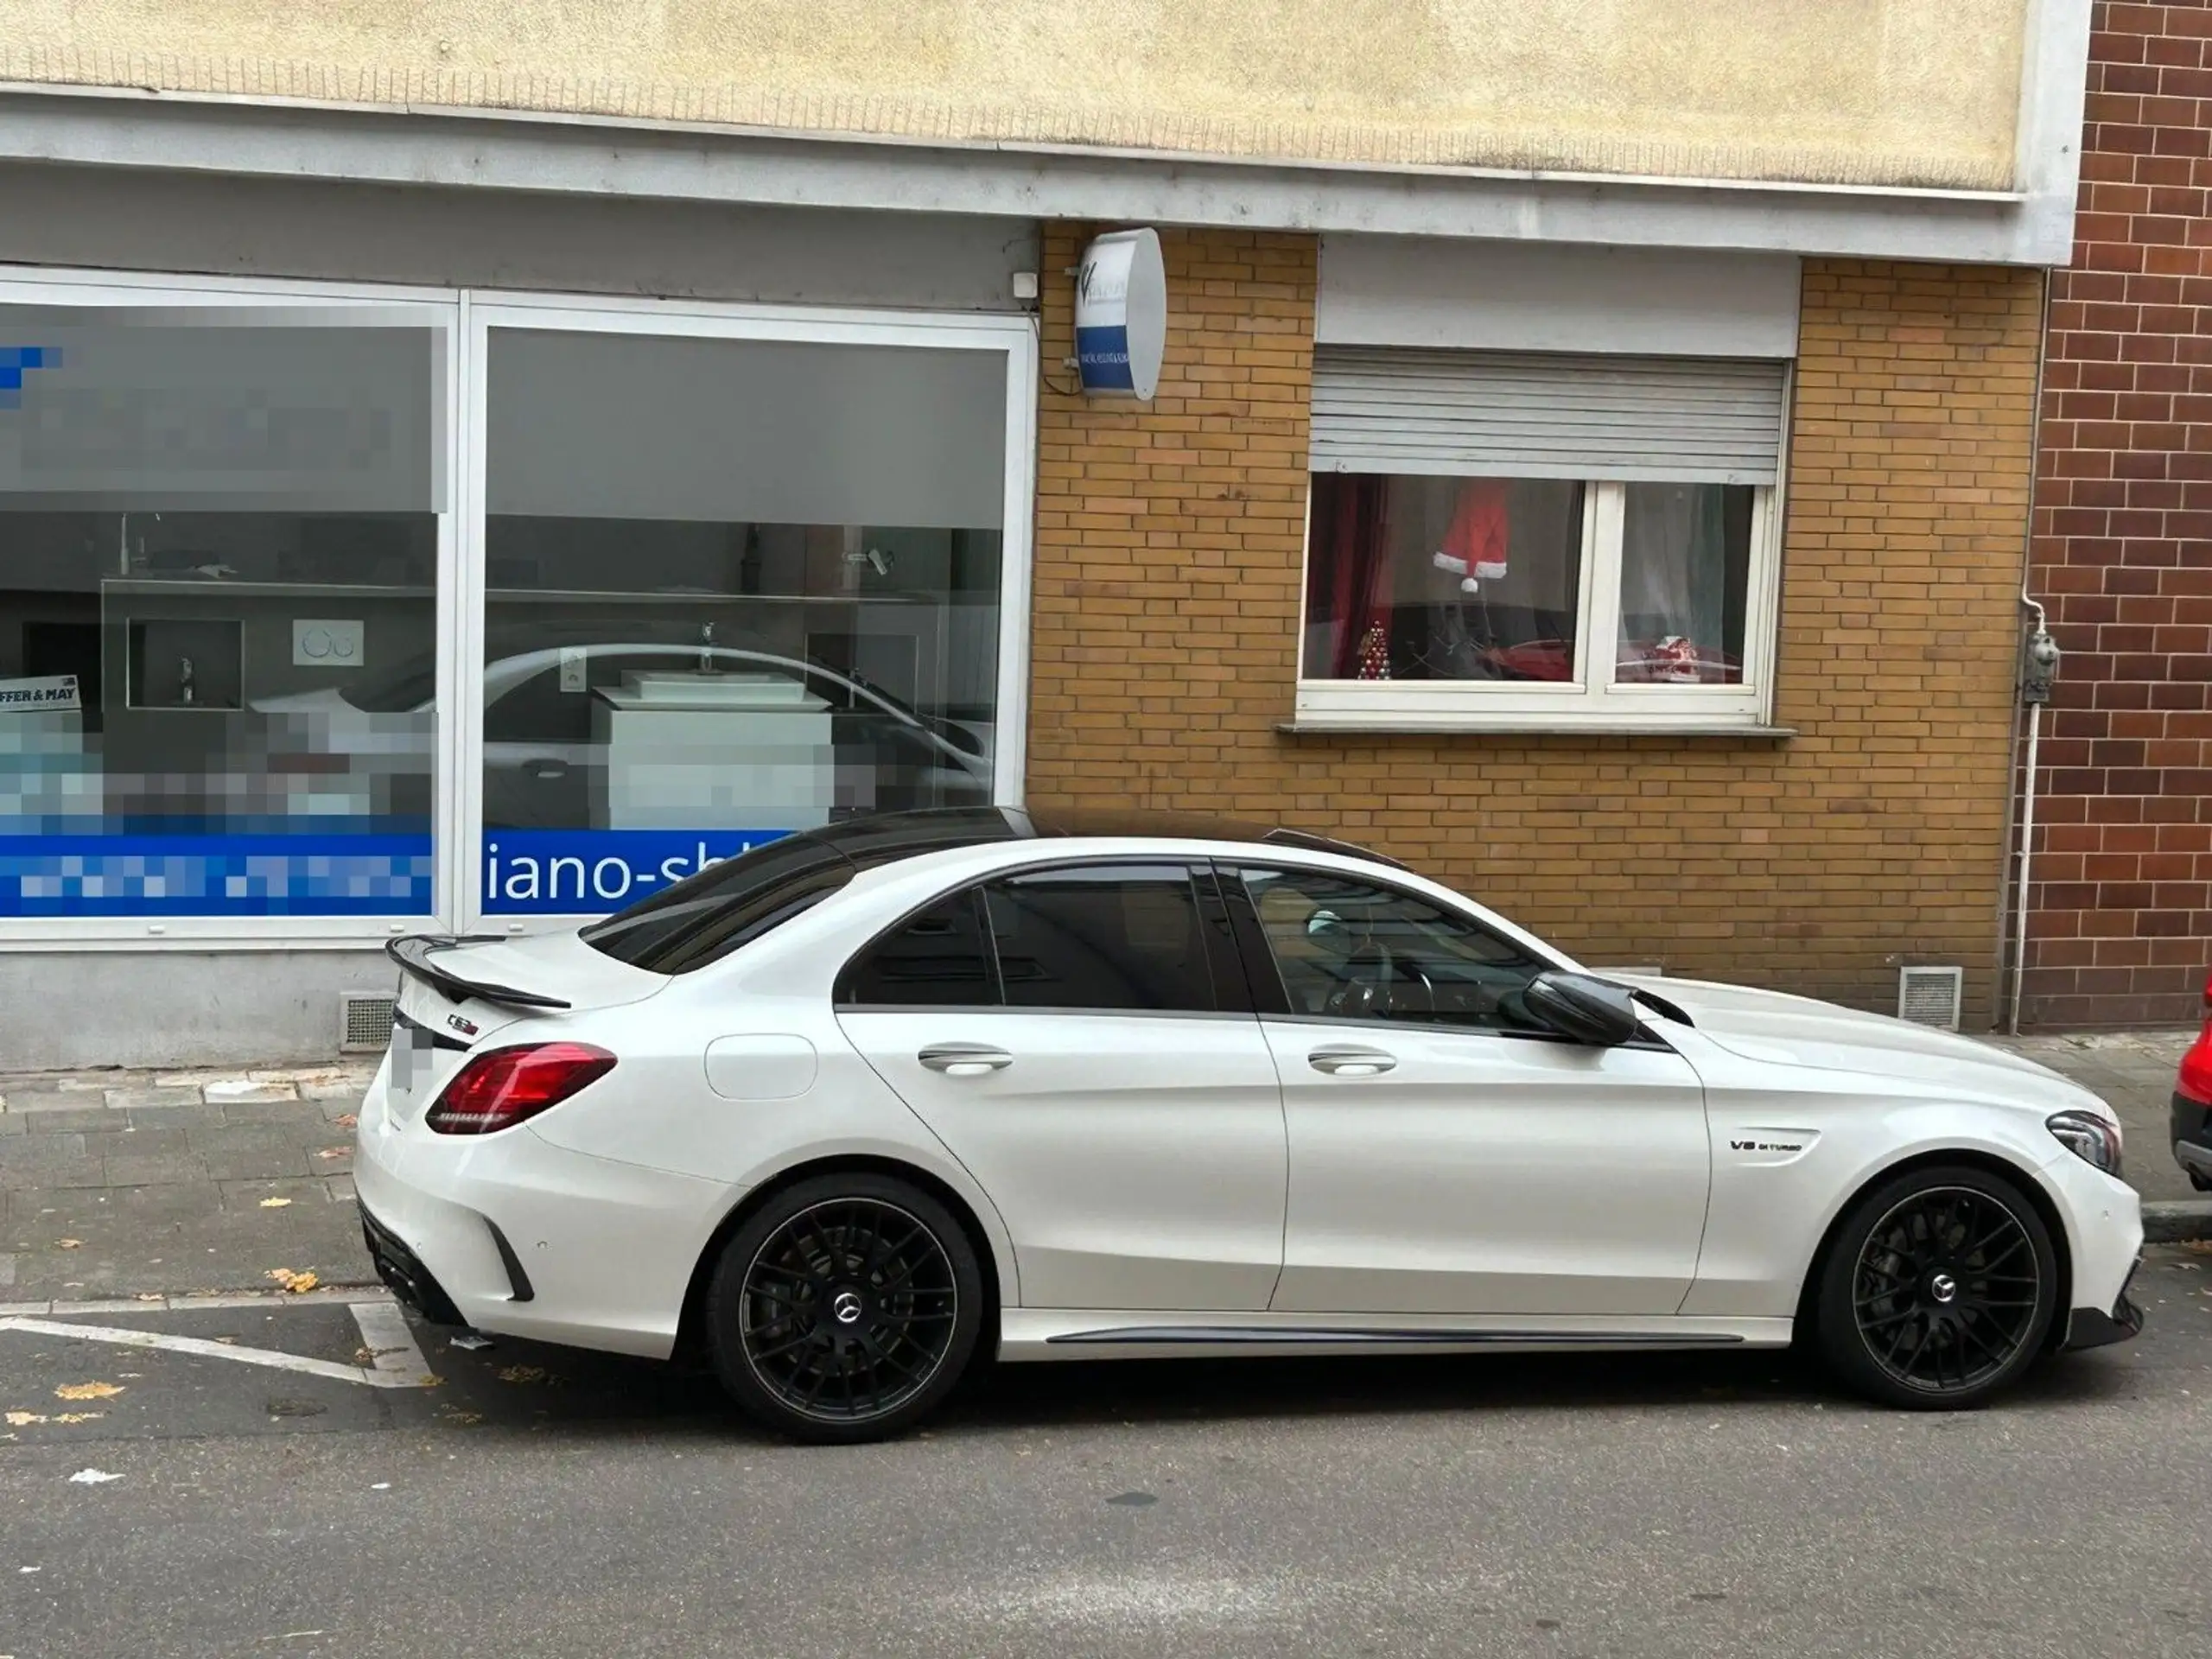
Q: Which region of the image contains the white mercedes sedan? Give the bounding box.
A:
[356,809,2144,1442]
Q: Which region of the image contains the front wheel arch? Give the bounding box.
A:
[672,1154,1004,1368]
[1791,1148,2074,1354]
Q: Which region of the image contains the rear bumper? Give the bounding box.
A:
[353,1071,734,1360]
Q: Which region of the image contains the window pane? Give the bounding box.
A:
[986,865,1215,1013]
[580,830,855,974]
[840,889,998,1007]
[1616,483,1753,685]
[0,309,442,918]
[1303,474,1584,683]
[479,327,1004,918]
[1241,867,1551,1033]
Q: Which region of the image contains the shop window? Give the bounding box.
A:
[477,326,1005,918]
[0,309,444,920]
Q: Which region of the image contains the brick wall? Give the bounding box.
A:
[1029,228,2041,1018]
[2024,0,2212,1027]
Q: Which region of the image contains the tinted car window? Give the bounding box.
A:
[985,864,1216,1013]
[582,834,854,973]
[1238,866,1550,1033]
[839,889,1000,1007]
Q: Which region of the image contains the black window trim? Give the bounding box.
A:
[1211,856,1676,1052]
[833,855,1249,1018]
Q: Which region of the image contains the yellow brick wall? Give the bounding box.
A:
[1028,229,2040,1018]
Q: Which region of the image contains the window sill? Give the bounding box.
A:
[1275,720,1796,741]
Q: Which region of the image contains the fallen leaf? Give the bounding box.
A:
[334,1114,358,1129]
[438,1408,483,1426]
[315,1147,348,1160]
[257,1198,294,1210]
[66,1468,122,1484]
[52,1414,103,1426]
[4,1412,45,1427]
[54,1239,80,1250]
[131,1294,162,1303]
[54,1382,123,1402]
[264,1269,319,1294]
[2178,1239,2212,1255]
[497,1365,547,1385]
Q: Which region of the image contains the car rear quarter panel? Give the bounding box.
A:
[1675,1033,2124,1320]
[518,953,1022,1306]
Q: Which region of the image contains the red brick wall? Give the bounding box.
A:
[2023,0,2212,1027]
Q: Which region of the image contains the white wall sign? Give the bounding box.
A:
[1075,228,1167,400]
[0,674,80,713]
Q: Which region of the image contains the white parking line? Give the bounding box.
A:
[348,1300,435,1388]
[0,1305,437,1391]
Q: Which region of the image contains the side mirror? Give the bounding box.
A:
[1524,971,1641,1046]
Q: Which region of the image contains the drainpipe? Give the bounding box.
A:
[1997,269,2056,1033]
[2012,594,2061,1034]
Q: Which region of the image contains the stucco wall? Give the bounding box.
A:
[0,0,2029,191]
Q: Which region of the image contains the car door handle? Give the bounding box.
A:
[918,1043,1013,1077]
[1308,1046,1396,1077]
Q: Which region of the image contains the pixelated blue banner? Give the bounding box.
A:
[483,829,795,915]
[0,833,433,917]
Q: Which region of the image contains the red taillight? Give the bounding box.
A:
[2179,972,2212,1108]
[425,1042,616,1135]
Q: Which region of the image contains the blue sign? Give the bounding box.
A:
[483,829,793,915]
[0,832,433,917]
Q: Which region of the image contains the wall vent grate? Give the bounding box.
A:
[340,993,397,1053]
[1897,966,1964,1031]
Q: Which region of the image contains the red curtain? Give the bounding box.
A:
[1311,475,1394,677]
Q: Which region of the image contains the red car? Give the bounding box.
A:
[2174,973,2212,1192]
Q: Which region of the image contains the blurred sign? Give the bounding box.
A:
[0,674,80,713]
[1075,229,1167,400]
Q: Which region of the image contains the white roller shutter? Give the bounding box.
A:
[1310,347,1787,486]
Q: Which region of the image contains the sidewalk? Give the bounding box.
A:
[0,1033,2202,1308]
[1,1063,374,1306]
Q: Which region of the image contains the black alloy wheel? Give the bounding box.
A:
[706,1173,984,1443]
[1815,1165,2058,1410]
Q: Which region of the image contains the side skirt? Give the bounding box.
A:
[997,1310,1796,1363]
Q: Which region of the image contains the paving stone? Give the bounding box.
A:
[194,1145,315,1182]
[0,1113,22,1137]
[0,1132,87,1165]
[3,1105,119,1133]
[0,1160,105,1192]
[2,1093,105,1117]
[217,1178,336,1211]
[126,1103,226,1131]
[218,1100,332,1127]
[302,1079,372,1102]
[80,1128,192,1160]
[105,1086,212,1110]
[202,1078,298,1103]
[99,1153,212,1187]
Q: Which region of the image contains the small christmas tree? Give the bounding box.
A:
[1357,621,1391,681]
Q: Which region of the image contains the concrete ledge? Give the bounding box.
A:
[2143,1199,2212,1243]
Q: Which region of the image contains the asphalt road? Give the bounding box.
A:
[3,1250,2211,1659]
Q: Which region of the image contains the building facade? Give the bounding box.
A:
[2019,0,2212,1027]
[0,0,2092,1065]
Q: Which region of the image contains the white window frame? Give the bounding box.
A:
[0,267,1038,949]
[1294,474,1784,733]
[0,264,462,950]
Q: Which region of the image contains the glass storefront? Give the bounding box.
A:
[0,281,1032,937]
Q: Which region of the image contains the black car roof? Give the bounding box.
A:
[801,806,1407,870]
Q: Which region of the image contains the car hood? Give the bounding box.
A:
[1611,974,2106,1113]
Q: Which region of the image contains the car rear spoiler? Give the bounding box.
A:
[386,935,573,1011]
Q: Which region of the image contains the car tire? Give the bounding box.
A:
[705,1172,985,1444]
[1814,1164,2059,1411]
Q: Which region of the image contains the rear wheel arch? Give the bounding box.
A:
[673,1154,1007,1366]
[1791,1147,2074,1350]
